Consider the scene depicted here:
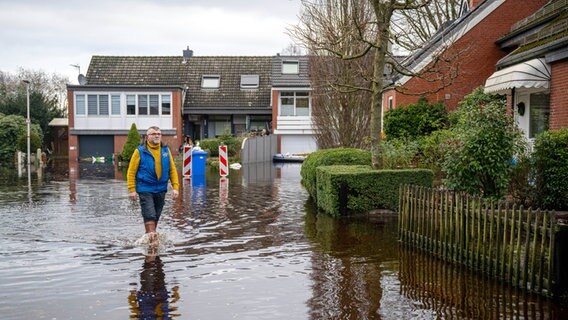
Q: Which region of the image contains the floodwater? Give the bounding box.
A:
[0,160,566,320]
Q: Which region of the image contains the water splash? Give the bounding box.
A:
[134,232,174,256]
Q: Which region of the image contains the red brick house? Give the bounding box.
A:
[382,0,548,116]
[484,0,568,142]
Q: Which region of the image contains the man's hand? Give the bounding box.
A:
[172,189,179,200]
[129,192,138,201]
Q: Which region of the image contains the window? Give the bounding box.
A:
[87,95,98,115]
[76,95,85,115]
[111,95,121,115]
[202,75,220,89]
[77,93,171,117]
[149,95,159,115]
[279,91,310,116]
[99,95,109,115]
[161,94,171,115]
[388,96,393,111]
[77,94,120,116]
[296,92,309,116]
[280,92,295,116]
[282,61,299,74]
[127,95,136,115]
[529,93,550,138]
[138,95,148,115]
[207,115,231,137]
[241,75,259,89]
[248,115,271,131]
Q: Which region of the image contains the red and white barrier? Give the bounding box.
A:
[219,145,229,177]
[183,145,192,178]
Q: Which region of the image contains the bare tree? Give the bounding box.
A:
[391,0,462,52]
[310,55,373,149]
[281,43,307,56]
[290,0,462,168]
[0,68,68,114]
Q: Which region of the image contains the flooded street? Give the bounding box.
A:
[0,161,566,319]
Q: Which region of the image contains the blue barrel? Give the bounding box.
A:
[192,150,208,176]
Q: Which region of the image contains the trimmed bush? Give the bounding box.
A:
[121,123,141,162]
[316,165,433,216]
[300,148,371,199]
[533,129,568,210]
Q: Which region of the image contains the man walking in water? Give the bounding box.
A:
[127,126,179,246]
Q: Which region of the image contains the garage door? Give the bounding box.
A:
[79,135,114,157]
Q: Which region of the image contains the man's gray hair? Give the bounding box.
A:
[146,126,161,134]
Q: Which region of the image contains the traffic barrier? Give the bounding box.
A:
[183,145,192,178]
[219,145,229,177]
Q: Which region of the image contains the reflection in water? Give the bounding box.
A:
[399,246,566,319]
[1,161,567,319]
[129,256,180,319]
[304,201,399,320]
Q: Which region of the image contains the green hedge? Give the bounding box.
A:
[316,165,433,216]
[198,136,242,158]
[533,129,568,210]
[300,148,372,199]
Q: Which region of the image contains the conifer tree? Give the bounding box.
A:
[121,123,141,162]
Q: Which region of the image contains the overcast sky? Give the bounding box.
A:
[0,0,302,84]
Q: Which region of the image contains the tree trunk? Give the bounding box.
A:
[369,1,392,169]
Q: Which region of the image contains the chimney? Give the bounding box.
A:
[182,46,193,63]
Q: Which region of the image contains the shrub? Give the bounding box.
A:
[198,134,242,158]
[17,131,42,153]
[442,88,526,199]
[380,138,420,169]
[316,165,433,216]
[416,129,456,184]
[508,154,536,208]
[300,148,371,199]
[384,96,448,140]
[532,128,568,210]
[121,123,141,162]
[0,114,42,165]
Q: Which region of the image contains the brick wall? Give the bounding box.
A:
[66,89,78,162]
[391,0,548,111]
[550,60,568,130]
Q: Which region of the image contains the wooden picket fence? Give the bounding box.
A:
[398,184,558,297]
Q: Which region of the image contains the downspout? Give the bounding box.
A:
[181,86,188,139]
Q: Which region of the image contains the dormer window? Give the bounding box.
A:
[202,75,220,89]
[241,75,259,89]
[282,60,299,74]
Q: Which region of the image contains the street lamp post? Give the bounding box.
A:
[22,80,31,185]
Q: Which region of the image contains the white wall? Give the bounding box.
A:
[280,135,317,154]
[74,116,173,131]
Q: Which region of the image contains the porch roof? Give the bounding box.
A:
[484,58,551,95]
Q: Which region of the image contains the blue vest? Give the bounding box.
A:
[135,144,171,193]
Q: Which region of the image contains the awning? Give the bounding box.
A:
[484,58,551,94]
[48,118,68,126]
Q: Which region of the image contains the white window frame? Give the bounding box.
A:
[240,75,259,89]
[75,94,86,115]
[279,91,311,117]
[282,60,299,74]
[202,75,220,89]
